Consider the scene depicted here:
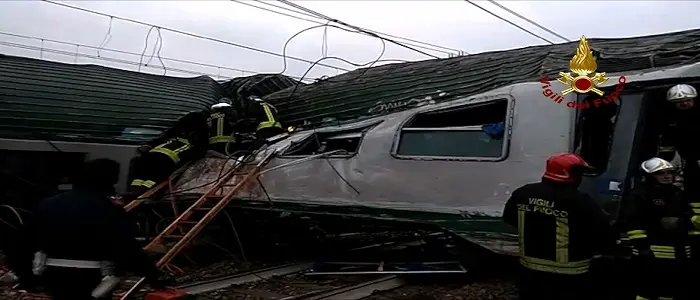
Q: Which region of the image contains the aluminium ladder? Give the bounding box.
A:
[143,151,275,271]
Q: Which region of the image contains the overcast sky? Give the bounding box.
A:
[1,1,699,82]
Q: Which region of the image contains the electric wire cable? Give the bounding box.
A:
[275,0,441,59]
[40,0,351,72]
[137,26,166,75]
[463,0,556,45]
[0,31,313,82]
[486,0,571,42]
[232,0,465,56]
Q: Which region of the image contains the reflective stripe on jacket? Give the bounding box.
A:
[503,181,610,275]
[150,138,192,163]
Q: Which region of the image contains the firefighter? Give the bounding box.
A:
[233,96,284,153]
[31,158,172,300]
[207,98,240,156]
[658,84,699,197]
[502,153,611,300]
[127,111,209,200]
[622,157,693,300]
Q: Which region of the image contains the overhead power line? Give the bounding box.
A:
[463,0,555,45]
[486,0,571,43]
[233,0,467,56]
[0,31,312,82]
[274,0,444,59]
[40,0,351,72]
[0,40,232,79]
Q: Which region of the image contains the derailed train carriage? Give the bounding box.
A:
[4,29,700,272]
[131,29,700,263]
[134,60,700,266]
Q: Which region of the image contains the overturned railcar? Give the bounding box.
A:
[168,61,700,256]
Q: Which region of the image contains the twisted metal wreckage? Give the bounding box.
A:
[4,30,700,295]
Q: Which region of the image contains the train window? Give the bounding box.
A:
[281,122,380,157]
[573,95,620,173]
[394,99,510,160]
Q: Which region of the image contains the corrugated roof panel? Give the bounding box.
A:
[265,28,700,126]
[0,54,223,144]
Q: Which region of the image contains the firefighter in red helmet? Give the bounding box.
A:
[503,153,611,300]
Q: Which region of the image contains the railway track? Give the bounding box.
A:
[176,262,407,300]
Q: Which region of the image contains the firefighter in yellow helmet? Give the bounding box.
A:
[621,157,694,300]
[502,153,611,300]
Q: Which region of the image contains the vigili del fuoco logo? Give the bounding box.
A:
[539,36,626,109]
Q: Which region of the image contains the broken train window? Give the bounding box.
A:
[395,99,510,159]
[281,122,380,157]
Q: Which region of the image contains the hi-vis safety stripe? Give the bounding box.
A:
[635,296,651,300]
[658,297,674,300]
[209,136,235,144]
[555,217,569,263]
[692,215,700,229]
[658,146,675,153]
[150,138,191,163]
[257,103,282,130]
[519,257,591,275]
[650,245,676,259]
[516,209,588,275]
[627,230,648,240]
[130,179,156,188]
[518,210,526,255]
[208,114,236,144]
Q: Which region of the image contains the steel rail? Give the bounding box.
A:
[279,276,406,300]
[119,262,312,299]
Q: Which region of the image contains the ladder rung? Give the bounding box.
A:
[163,235,184,239]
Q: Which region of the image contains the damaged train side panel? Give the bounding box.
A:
[173,62,700,255]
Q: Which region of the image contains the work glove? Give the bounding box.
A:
[660,217,681,230]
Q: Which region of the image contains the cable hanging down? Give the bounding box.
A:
[40,0,351,72]
[0,31,313,82]
[275,0,442,59]
[232,0,466,57]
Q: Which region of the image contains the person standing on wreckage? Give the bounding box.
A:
[502,153,612,300]
[125,110,210,202]
[30,158,173,300]
[206,98,243,156]
[231,95,285,154]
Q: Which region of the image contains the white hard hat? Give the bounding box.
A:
[666,84,697,103]
[641,157,674,174]
[211,102,231,109]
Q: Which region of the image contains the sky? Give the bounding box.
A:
[1,1,699,82]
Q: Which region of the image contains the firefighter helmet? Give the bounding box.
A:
[640,157,674,174]
[666,84,697,103]
[212,98,232,110]
[542,153,593,183]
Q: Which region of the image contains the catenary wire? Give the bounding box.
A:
[463,0,556,45]
[275,0,441,59]
[486,0,571,43]
[40,0,351,72]
[0,40,258,80]
[253,0,466,55]
[0,31,313,82]
[231,0,465,56]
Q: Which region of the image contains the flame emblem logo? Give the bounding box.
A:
[557,36,608,96]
